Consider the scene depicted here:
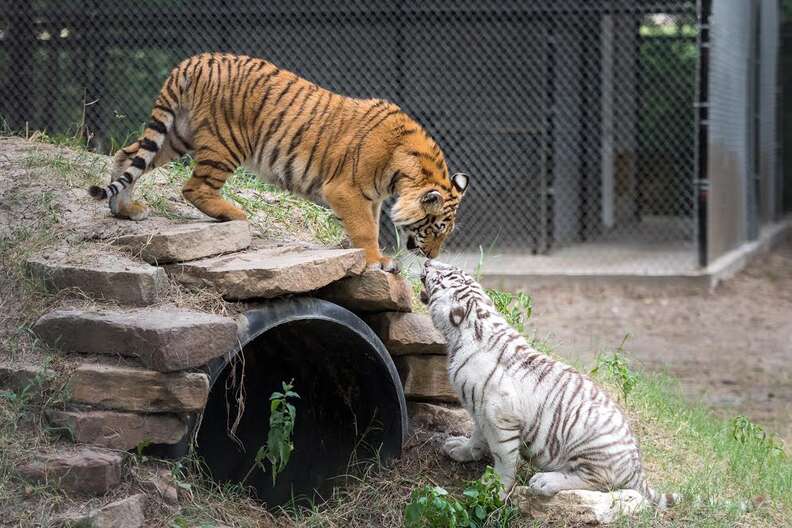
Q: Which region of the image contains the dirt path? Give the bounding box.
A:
[528,237,792,443]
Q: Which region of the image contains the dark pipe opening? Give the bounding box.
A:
[194,298,407,506]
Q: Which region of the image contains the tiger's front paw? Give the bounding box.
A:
[366,256,400,274]
[442,435,484,463]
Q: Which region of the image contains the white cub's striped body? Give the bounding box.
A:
[421,260,676,508]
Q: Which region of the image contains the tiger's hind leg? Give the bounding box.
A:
[108,143,149,220]
[181,148,246,221]
[109,136,184,220]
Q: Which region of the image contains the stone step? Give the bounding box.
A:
[17,447,123,496]
[26,251,166,306]
[318,269,413,313]
[366,312,446,356]
[394,355,457,403]
[113,220,251,264]
[59,493,146,528]
[34,307,238,372]
[68,363,209,413]
[47,409,187,450]
[167,244,366,300]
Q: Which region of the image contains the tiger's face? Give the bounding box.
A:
[391,172,468,258]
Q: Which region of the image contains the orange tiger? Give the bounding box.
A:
[88,52,468,272]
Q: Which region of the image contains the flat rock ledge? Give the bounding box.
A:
[167,245,366,300]
[17,447,123,496]
[514,488,649,525]
[34,307,238,372]
[366,313,446,355]
[395,355,457,403]
[318,269,413,313]
[26,252,166,306]
[59,493,146,528]
[68,363,209,413]
[47,409,187,450]
[113,220,251,264]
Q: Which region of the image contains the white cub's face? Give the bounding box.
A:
[420,259,490,334]
[421,259,460,303]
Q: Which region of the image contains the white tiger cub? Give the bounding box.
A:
[420,259,678,508]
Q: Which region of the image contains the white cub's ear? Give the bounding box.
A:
[449,305,466,327]
[452,172,469,192]
[421,190,444,215]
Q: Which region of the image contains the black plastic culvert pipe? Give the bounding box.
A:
[189,297,407,506]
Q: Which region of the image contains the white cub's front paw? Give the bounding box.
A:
[442,435,484,462]
[527,472,567,496]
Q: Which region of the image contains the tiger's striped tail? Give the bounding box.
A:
[634,471,679,510]
[87,101,177,201]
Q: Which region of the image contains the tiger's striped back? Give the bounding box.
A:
[421,259,678,509]
[88,53,468,271]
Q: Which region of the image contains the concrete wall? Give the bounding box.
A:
[759,0,781,224]
[706,0,782,263]
[707,0,754,262]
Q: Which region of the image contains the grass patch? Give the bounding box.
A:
[221,167,344,246]
[22,142,107,189]
[589,369,789,528]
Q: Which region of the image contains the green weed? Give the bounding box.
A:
[243,381,300,486]
[591,335,638,402]
[404,467,517,528]
[730,416,786,459]
[404,484,469,528]
[486,289,533,334]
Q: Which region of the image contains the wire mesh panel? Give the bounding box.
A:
[0,0,702,272]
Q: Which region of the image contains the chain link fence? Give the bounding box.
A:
[1,1,703,272]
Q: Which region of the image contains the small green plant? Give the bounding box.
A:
[486,289,533,334]
[730,415,785,458]
[404,484,469,528]
[404,467,517,528]
[243,381,299,486]
[461,467,518,528]
[591,335,637,402]
[473,241,499,281]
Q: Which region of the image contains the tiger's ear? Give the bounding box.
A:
[421,190,444,215]
[452,172,469,193]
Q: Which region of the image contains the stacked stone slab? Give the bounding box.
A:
[323,269,457,404]
[20,217,457,515]
[367,311,456,403]
[27,224,254,456]
[23,220,373,455]
[33,309,227,449]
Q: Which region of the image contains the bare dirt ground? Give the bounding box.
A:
[529,239,792,444]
